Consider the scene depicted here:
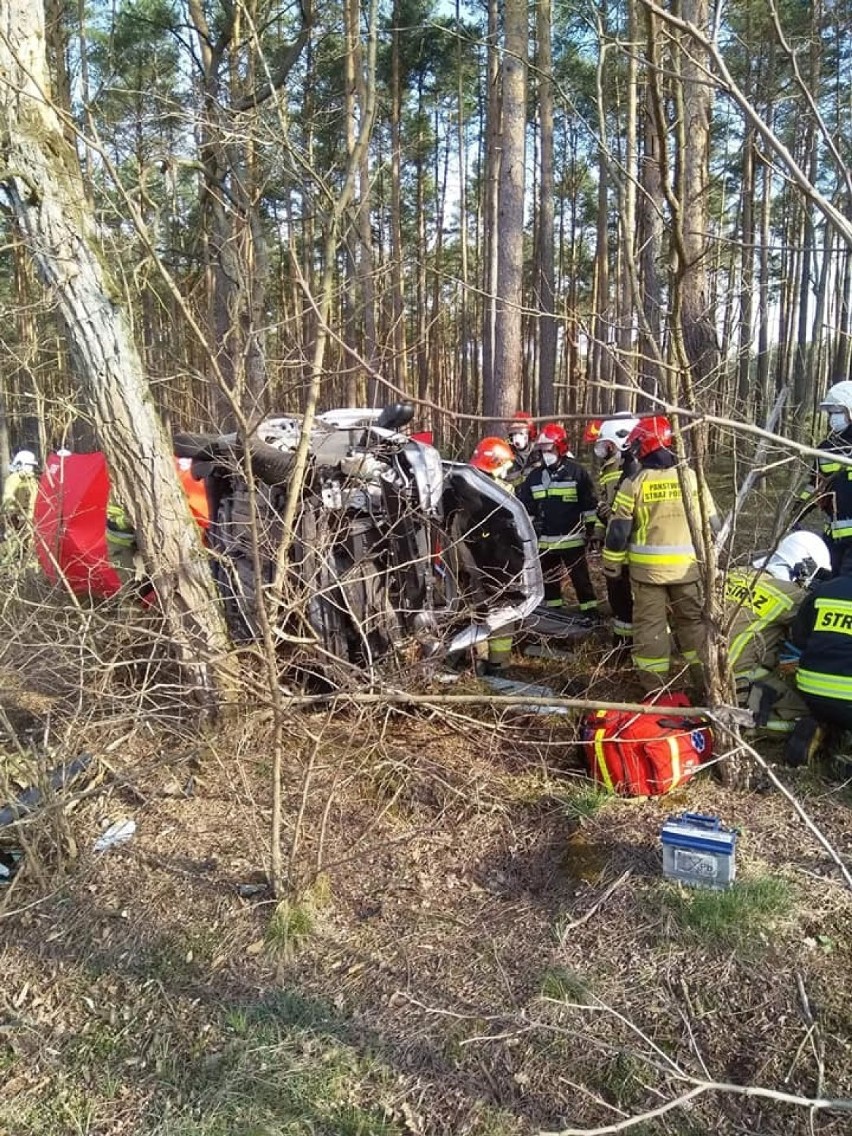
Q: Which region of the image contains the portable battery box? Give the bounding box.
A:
[661,812,738,889]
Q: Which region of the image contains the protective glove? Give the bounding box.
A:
[602,558,621,580]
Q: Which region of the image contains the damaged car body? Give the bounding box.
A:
[175,404,543,677]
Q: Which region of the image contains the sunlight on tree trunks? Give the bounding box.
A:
[0,0,237,711]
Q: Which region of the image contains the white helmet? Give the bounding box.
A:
[597,417,639,454]
[754,531,831,586]
[9,449,37,474]
[819,381,852,413]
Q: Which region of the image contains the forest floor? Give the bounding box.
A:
[0,459,850,1135]
[0,619,850,1136]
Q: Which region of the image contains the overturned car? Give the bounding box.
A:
[175,403,543,676]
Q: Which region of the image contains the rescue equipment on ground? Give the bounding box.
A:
[579,692,711,797]
[661,812,738,889]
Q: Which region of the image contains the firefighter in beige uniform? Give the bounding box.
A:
[603,417,719,694]
[588,417,639,645]
[724,531,830,732]
[2,450,39,530]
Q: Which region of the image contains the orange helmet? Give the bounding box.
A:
[626,416,672,460]
[583,419,604,444]
[535,422,569,457]
[471,436,515,474]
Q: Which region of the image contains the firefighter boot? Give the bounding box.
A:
[784,717,825,768]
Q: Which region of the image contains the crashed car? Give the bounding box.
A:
[175,403,543,675]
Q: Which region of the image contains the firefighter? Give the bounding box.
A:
[517,423,600,615]
[469,436,518,670]
[505,412,539,488]
[785,563,852,767]
[105,499,141,584]
[602,416,720,696]
[724,531,831,734]
[2,450,39,531]
[589,417,639,648]
[796,380,852,576]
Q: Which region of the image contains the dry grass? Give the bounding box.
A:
[0,461,850,1135]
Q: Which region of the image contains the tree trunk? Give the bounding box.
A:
[481,0,501,407]
[614,0,638,412]
[487,0,527,422]
[536,0,557,419]
[0,0,236,709]
[389,1,408,394]
[736,126,756,422]
[675,0,720,401]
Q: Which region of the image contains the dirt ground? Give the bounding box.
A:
[1,621,851,1136]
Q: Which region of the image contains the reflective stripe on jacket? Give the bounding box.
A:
[793,576,852,702]
[724,568,801,675]
[603,465,718,585]
[106,502,137,548]
[517,456,598,547]
[798,432,852,541]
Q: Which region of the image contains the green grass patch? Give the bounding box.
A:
[539,965,592,1004]
[559,781,612,821]
[597,1050,645,1109]
[660,875,795,950]
[265,898,315,960]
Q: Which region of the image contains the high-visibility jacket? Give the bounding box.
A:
[723,568,802,678]
[1,471,37,525]
[603,459,718,584]
[797,429,852,541]
[517,456,598,551]
[594,452,639,538]
[792,574,852,702]
[105,501,137,549]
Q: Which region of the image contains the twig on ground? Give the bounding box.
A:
[558,869,632,943]
[538,1080,852,1135]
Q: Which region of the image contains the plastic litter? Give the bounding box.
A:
[93,818,136,853]
[480,673,571,715]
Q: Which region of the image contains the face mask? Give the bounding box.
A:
[510,432,528,449]
[541,450,558,467]
[593,440,612,460]
[829,411,848,434]
[494,462,513,480]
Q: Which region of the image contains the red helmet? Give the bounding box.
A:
[626,416,672,460]
[508,412,535,444]
[583,419,604,444]
[471,436,515,474]
[535,422,569,457]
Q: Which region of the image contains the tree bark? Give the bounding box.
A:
[675,0,720,401]
[0,0,236,709]
[481,0,501,407]
[536,0,557,419]
[488,0,526,423]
